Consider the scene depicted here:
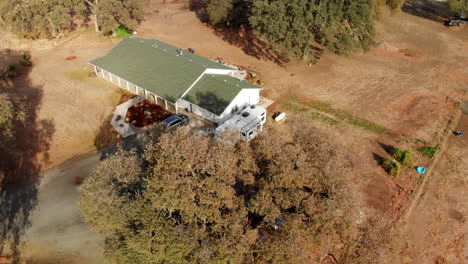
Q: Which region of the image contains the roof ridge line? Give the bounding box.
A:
[178,69,210,101]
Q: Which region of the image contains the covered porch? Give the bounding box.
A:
[92,65,179,114]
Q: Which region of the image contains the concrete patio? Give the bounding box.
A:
[111,97,145,138]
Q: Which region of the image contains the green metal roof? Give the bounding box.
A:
[183,74,260,116]
[90,37,233,103]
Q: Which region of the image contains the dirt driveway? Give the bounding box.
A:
[0,152,105,264]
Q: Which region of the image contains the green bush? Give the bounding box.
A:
[7,65,16,72]
[22,54,31,62]
[400,151,414,167]
[389,147,414,167]
[116,26,133,38]
[417,146,438,158]
[382,158,401,178]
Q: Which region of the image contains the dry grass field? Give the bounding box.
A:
[398,113,468,264]
[0,0,466,262]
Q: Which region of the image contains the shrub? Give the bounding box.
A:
[21,54,32,66]
[116,26,133,38]
[417,146,438,158]
[390,147,414,167]
[400,151,414,167]
[22,54,31,62]
[382,158,401,178]
[7,65,16,72]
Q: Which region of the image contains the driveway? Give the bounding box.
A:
[1,152,105,264]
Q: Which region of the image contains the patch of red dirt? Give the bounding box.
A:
[65,56,77,61]
[125,100,172,127]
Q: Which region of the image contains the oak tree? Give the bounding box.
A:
[80,115,363,263]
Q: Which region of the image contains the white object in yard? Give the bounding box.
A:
[133,31,138,35]
[274,112,286,122]
[216,105,267,142]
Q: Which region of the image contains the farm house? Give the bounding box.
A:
[89,37,264,125]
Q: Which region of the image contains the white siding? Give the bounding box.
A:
[178,99,218,123]
[217,88,261,123]
[205,68,236,75]
[179,88,261,124]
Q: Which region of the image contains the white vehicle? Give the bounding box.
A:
[216,105,267,142]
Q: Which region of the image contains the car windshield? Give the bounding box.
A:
[168,120,182,127]
[164,116,180,125]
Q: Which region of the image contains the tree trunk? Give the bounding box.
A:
[93,13,99,32]
[47,18,57,37]
[85,0,100,32]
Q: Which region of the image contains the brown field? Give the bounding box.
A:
[397,113,468,264]
[0,0,467,262]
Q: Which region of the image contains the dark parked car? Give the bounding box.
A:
[445,14,468,26]
[162,114,189,128]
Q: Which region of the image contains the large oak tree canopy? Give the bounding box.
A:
[0,0,148,39]
[79,116,365,263]
[205,0,406,60]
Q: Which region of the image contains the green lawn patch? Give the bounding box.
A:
[414,138,431,145]
[281,102,340,125]
[303,101,387,133]
[417,145,439,158]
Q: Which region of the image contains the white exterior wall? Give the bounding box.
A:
[179,88,261,124]
[217,88,261,124]
[205,68,236,75]
[178,99,218,123]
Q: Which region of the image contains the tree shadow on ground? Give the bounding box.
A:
[188,0,208,22]
[94,113,121,159]
[402,0,453,23]
[212,26,289,65]
[0,50,55,263]
[372,152,385,165]
[378,142,394,155]
[188,0,287,65]
[94,113,157,161]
